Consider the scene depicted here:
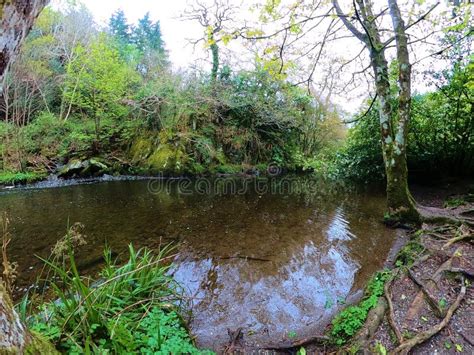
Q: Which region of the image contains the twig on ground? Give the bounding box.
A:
[394,281,466,354]
[442,225,473,249]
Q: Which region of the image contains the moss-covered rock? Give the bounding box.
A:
[129,135,156,163]
[58,158,108,178]
[128,132,191,175]
[148,144,188,175]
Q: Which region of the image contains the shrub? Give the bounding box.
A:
[24,227,208,353]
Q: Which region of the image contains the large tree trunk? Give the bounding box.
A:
[1,1,56,353]
[0,282,57,353]
[333,0,420,223]
[385,0,419,223]
[0,0,49,91]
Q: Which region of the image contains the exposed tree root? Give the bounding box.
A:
[418,205,474,227]
[393,282,466,354]
[444,267,474,278]
[460,208,474,217]
[405,247,461,322]
[223,327,243,354]
[351,297,388,350]
[442,224,473,249]
[407,268,444,318]
[461,331,474,346]
[426,231,450,240]
[264,335,330,351]
[384,271,403,344]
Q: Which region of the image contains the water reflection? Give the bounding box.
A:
[171,203,373,348]
[0,178,396,349]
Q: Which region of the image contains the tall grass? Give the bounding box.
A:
[22,224,208,353]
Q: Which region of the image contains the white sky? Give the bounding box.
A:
[78,0,216,70]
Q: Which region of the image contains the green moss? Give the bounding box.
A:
[215,164,242,174]
[129,136,156,163]
[0,171,46,185]
[444,197,466,208]
[25,332,59,354]
[148,144,188,174]
[396,236,424,266]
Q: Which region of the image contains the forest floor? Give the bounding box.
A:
[367,181,474,354]
[366,223,473,354]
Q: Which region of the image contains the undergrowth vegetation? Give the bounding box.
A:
[22,224,207,354]
[330,270,391,346]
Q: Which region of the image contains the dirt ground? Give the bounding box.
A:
[369,223,473,354]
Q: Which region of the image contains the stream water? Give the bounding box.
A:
[0,176,397,350]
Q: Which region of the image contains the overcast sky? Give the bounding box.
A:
[79,0,215,70]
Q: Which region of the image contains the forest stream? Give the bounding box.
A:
[0,177,400,350]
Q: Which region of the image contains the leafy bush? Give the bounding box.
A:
[329,107,384,183]
[24,227,207,353]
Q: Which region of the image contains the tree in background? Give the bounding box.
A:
[182,0,238,82]
[108,11,168,78]
[133,12,168,78]
[64,34,138,149]
[108,9,131,46]
[134,12,165,54]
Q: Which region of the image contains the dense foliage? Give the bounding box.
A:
[331,56,473,183]
[0,5,344,183]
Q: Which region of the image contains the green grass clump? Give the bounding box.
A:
[330,270,391,345]
[396,237,424,266]
[23,226,210,354]
[0,171,46,185]
[444,197,466,208]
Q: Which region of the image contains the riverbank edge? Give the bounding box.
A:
[286,195,473,354]
[255,229,410,353]
[0,163,301,189]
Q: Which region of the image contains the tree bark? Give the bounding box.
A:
[333,0,420,223]
[0,282,57,353]
[386,0,420,222]
[1,1,57,353]
[0,0,49,91]
[210,39,219,82]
